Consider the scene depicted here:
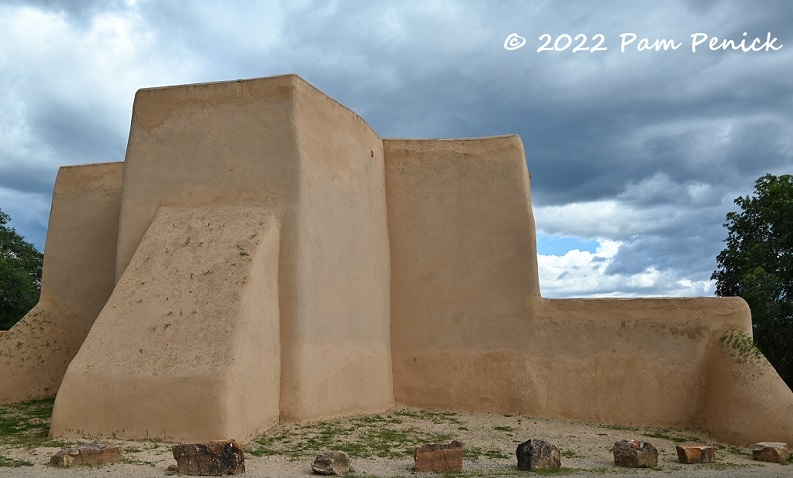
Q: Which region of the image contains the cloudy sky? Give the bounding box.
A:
[1,0,791,298]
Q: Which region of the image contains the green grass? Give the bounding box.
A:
[727,445,746,456]
[642,428,700,443]
[697,462,750,470]
[721,329,765,363]
[391,408,463,425]
[603,423,639,432]
[532,467,579,476]
[122,456,156,467]
[0,455,34,467]
[561,449,578,458]
[248,411,456,460]
[464,445,510,460]
[493,425,516,432]
[0,396,75,449]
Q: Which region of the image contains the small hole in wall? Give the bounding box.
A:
[370,150,374,158]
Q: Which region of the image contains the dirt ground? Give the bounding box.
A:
[1,406,792,477]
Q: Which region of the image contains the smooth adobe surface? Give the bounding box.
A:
[384,135,793,444]
[51,205,281,440]
[0,162,122,403]
[2,74,790,445]
[281,74,392,421]
[51,75,393,441]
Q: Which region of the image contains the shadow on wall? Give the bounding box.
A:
[0,74,791,445]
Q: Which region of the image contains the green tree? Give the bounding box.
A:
[712,174,793,387]
[0,208,43,330]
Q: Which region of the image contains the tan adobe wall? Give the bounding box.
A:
[282,76,392,421]
[51,205,281,440]
[0,162,122,403]
[50,75,393,441]
[385,136,793,445]
[705,330,793,444]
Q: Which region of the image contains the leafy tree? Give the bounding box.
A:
[0,208,43,330]
[712,174,793,387]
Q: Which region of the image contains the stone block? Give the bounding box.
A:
[613,440,658,468]
[312,451,350,475]
[752,442,789,463]
[172,439,245,476]
[676,445,715,464]
[516,439,561,471]
[414,440,463,472]
[49,442,121,467]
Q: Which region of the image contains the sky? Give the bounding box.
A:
[0,0,791,298]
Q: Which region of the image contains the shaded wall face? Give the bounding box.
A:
[0,162,123,404]
[385,136,540,347]
[385,136,541,405]
[277,79,393,420]
[43,163,124,330]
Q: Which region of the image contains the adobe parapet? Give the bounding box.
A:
[0,74,790,445]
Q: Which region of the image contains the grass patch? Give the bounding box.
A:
[727,445,746,456]
[493,425,515,432]
[532,467,579,476]
[0,396,75,449]
[122,456,156,467]
[391,408,463,425]
[643,430,684,442]
[561,449,578,458]
[401,469,541,477]
[721,329,765,364]
[464,445,510,460]
[603,423,639,432]
[701,462,750,470]
[642,428,699,443]
[249,412,455,460]
[0,455,34,467]
[581,467,611,474]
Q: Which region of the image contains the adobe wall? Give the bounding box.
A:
[50,75,393,441]
[282,77,392,420]
[385,136,793,445]
[0,162,122,403]
[51,205,281,440]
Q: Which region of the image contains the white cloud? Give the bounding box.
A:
[535,200,642,238]
[538,238,715,298]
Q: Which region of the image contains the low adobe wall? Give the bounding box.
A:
[385,136,793,445]
[0,162,122,403]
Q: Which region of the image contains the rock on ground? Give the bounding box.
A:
[312,451,350,475]
[516,439,561,471]
[752,442,789,463]
[172,439,245,476]
[49,442,121,468]
[613,439,658,468]
[413,440,463,472]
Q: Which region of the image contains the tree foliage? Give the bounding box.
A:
[0,208,43,330]
[712,174,793,387]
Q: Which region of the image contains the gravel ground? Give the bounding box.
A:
[1,407,791,477]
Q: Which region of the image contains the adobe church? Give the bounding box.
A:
[1,75,790,445]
